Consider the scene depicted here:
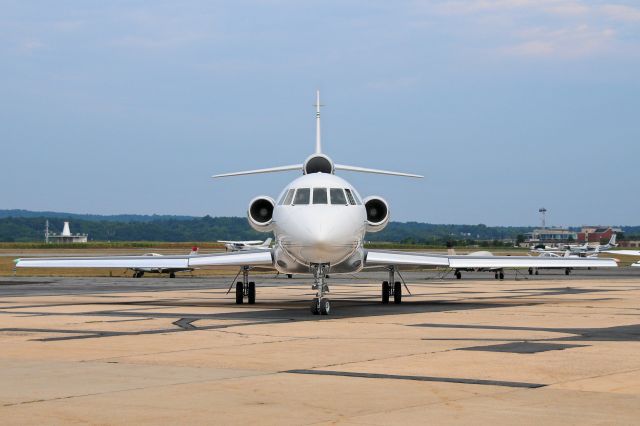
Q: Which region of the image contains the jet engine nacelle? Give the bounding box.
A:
[363,196,389,233]
[247,196,275,232]
[303,154,334,174]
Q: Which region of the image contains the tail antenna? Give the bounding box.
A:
[314,90,323,154]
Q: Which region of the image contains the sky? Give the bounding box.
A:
[1,0,639,226]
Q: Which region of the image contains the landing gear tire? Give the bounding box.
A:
[248,281,256,304]
[535,270,539,275]
[311,298,320,315]
[565,268,571,276]
[169,272,176,279]
[394,281,402,304]
[382,281,390,304]
[134,271,143,278]
[235,282,244,304]
[499,271,504,280]
[494,272,499,279]
[287,274,293,279]
[528,268,533,276]
[320,298,330,315]
[455,270,462,280]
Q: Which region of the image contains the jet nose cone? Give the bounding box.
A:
[309,225,331,246]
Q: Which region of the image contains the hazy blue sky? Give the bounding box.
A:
[1,1,639,225]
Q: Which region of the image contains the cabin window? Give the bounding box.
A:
[344,188,356,205]
[293,188,310,205]
[313,188,328,204]
[330,188,347,205]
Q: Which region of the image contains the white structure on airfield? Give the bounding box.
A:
[46,220,88,244]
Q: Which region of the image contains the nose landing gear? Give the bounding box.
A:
[310,264,330,315]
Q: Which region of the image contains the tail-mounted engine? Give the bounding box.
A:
[303,154,334,174]
[363,196,389,232]
[248,196,275,232]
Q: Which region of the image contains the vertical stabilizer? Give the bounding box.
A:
[62,222,71,237]
[315,90,322,154]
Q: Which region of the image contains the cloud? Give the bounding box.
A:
[19,39,45,52]
[600,4,640,22]
[503,25,616,57]
[545,2,590,16]
[112,31,209,49]
[366,77,420,91]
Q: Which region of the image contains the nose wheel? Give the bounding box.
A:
[310,264,330,315]
[311,297,330,315]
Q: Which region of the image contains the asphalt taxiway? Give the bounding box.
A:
[1,270,640,424]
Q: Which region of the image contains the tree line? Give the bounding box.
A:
[1,211,638,245]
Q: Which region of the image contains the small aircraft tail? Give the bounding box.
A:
[609,234,617,247]
[261,238,272,248]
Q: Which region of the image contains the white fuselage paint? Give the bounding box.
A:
[268,173,369,274]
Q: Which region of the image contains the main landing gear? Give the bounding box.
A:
[310,264,331,315]
[235,266,256,305]
[381,266,402,304]
[494,270,505,280]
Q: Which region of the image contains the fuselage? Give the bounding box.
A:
[269,173,368,274]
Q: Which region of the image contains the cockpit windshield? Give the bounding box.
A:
[281,187,359,206]
[293,188,310,205]
[313,188,328,204]
[330,188,347,205]
[345,188,361,205]
[344,188,356,205]
[279,189,294,205]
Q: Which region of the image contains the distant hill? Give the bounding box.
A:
[0,210,638,244]
[0,209,196,222]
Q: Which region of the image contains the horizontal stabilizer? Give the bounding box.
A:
[212,164,302,178]
[335,164,423,178]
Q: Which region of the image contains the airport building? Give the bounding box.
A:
[577,226,619,243]
[45,221,88,244]
[526,228,578,245]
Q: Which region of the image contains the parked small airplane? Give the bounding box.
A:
[130,247,199,278]
[533,234,617,255]
[219,238,272,252]
[15,91,618,314]
[529,250,600,275]
[446,249,506,280]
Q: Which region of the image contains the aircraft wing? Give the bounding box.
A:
[218,240,263,245]
[365,250,618,269]
[601,250,640,256]
[15,250,273,269]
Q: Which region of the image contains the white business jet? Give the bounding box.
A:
[219,238,272,252]
[15,92,618,315]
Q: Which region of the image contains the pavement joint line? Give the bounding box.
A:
[302,385,535,426]
[86,336,306,363]
[284,369,547,388]
[1,370,279,408]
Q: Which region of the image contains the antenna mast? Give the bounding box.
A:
[314,90,322,154]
